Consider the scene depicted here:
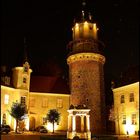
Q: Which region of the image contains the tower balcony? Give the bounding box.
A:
[67,39,105,57]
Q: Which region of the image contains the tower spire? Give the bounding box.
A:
[23,37,29,64]
[81,0,86,21]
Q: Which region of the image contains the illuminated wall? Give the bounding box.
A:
[1,85,70,131]
[29,92,70,131]
[113,82,139,135]
[1,85,29,130]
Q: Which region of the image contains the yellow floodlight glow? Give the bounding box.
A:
[14,119,16,131]
[46,122,58,132]
[7,115,12,126]
[124,123,135,135]
[25,117,29,130]
[75,23,79,27]
[84,21,88,24]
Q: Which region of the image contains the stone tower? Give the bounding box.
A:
[67,1,106,134]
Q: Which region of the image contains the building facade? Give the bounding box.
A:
[1,62,70,132]
[113,82,139,135]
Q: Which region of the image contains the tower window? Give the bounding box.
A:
[89,25,93,30]
[129,93,134,102]
[122,115,126,124]
[23,77,27,83]
[120,95,125,103]
[131,114,137,125]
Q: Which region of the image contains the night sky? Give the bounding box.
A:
[1,0,139,78]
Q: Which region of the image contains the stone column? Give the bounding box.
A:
[72,115,76,132]
[68,115,72,131]
[81,115,84,132]
[86,115,90,131]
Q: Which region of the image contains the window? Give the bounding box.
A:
[122,115,126,124]
[23,77,27,83]
[129,93,134,102]
[21,96,26,106]
[2,113,6,125]
[30,97,35,107]
[42,117,47,125]
[4,94,9,104]
[120,95,125,103]
[132,114,137,125]
[42,99,48,108]
[57,98,63,108]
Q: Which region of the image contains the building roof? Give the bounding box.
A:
[30,75,70,94]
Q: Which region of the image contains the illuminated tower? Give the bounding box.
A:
[12,38,32,91]
[67,1,106,134]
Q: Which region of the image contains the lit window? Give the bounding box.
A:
[30,97,35,107]
[122,115,126,124]
[57,98,63,108]
[21,96,26,106]
[4,94,9,104]
[120,95,125,103]
[42,99,48,108]
[129,93,134,102]
[132,114,137,125]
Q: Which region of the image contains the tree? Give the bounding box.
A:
[46,109,60,133]
[8,101,27,133]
